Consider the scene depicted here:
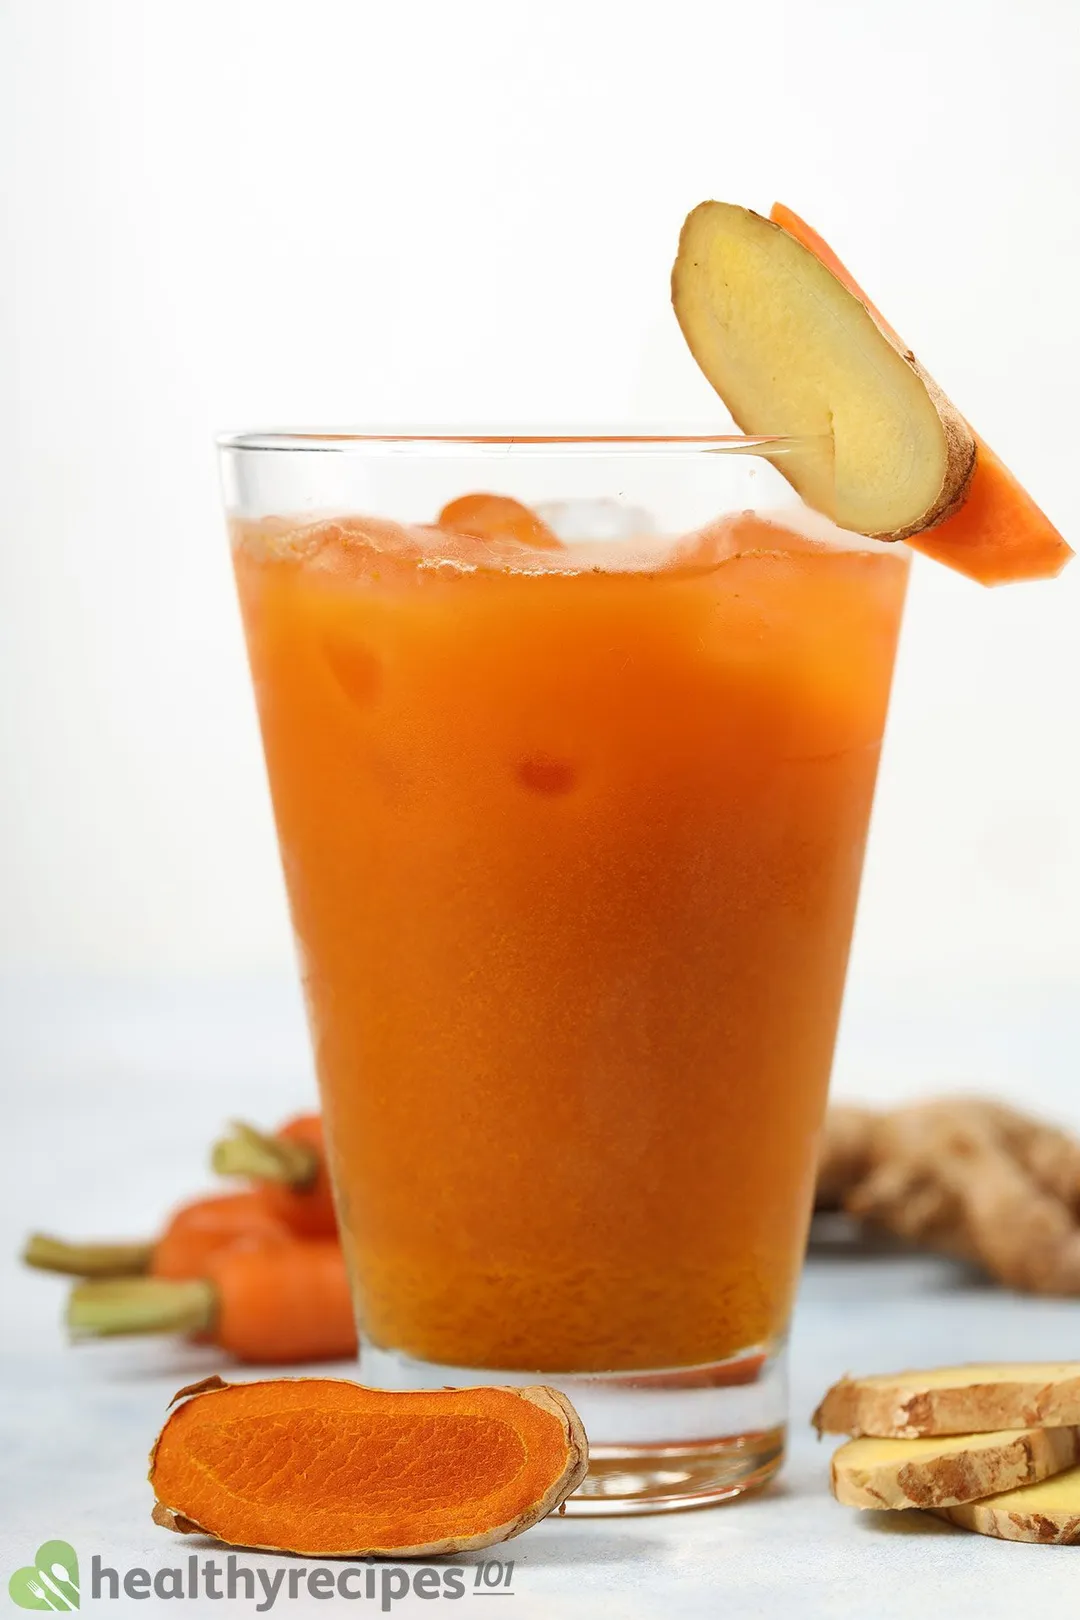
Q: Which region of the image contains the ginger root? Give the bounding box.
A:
[815,1099,1080,1294]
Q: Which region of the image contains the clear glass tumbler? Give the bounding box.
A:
[220,433,908,1513]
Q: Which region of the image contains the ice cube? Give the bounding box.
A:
[302,517,427,578]
[322,639,382,707]
[534,498,655,543]
[669,512,779,570]
[438,493,561,550]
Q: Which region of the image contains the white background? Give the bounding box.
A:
[2,0,1078,1103]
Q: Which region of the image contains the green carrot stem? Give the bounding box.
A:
[23,1232,155,1278]
[67,1277,215,1340]
[211,1120,317,1189]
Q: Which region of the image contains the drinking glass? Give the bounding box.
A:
[220,433,908,1513]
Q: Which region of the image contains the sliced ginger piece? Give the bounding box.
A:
[815,1363,1080,1439]
[831,1426,1080,1510]
[934,1464,1080,1542]
[671,201,976,541]
[770,203,1073,585]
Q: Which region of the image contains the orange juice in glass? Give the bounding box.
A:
[221,433,908,1511]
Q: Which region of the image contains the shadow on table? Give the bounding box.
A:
[78,1340,361,1386]
[856,1509,960,1537]
[806,1214,991,1287]
[507,1529,672,1568]
[807,1213,914,1258]
[127,1530,673,1568]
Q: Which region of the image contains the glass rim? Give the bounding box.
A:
[217,429,829,459]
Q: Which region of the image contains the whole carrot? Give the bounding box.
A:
[211,1114,337,1239]
[23,1192,290,1281]
[68,1239,357,1364]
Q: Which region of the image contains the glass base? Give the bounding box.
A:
[568,1429,785,1515]
[359,1337,787,1515]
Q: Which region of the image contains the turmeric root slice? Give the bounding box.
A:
[933,1464,1080,1543]
[149,1376,589,1557]
[831,1426,1080,1510]
[815,1363,1080,1439]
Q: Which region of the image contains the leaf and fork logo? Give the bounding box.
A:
[8,1542,80,1611]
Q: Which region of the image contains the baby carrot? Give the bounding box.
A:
[23,1192,290,1282]
[150,1193,291,1279]
[210,1239,355,1362]
[211,1114,337,1239]
[67,1239,357,1364]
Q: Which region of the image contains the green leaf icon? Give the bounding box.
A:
[8,1541,79,1610]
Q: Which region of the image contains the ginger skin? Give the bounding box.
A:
[815,1100,1080,1295]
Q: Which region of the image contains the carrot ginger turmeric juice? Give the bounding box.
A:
[233,504,907,1374]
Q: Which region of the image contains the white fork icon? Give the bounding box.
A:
[25,1579,62,1610]
[27,1571,73,1610]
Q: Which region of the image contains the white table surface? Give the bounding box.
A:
[4,977,1080,1618]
